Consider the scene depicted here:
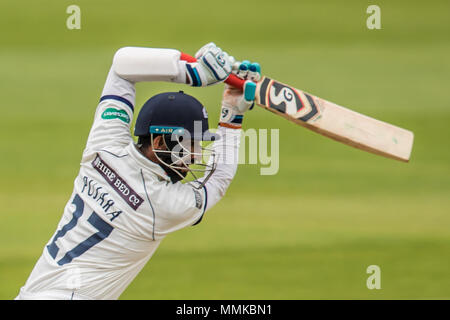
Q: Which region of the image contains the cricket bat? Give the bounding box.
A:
[181,53,414,162]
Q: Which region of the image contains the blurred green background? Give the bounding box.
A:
[1,0,449,299]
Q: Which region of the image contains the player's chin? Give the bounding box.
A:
[175,167,189,177]
[165,166,189,184]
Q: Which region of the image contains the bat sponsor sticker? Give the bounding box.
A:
[259,77,321,123]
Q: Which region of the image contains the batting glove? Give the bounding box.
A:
[185,42,233,87]
[219,61,261,129]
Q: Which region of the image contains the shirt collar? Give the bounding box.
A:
[127,143,171,182]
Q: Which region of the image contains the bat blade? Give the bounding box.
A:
[255,77,414,162]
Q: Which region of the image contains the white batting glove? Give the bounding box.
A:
[219,60,261,129]
[185,43,233,87]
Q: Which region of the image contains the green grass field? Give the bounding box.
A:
[1,0,449,299]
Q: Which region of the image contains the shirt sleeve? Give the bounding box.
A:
[151,181,207,234]
[83,47,188,155]
[199,126,242,212]
[83,67,136,155]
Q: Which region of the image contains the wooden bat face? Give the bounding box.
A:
[255,77,414,162]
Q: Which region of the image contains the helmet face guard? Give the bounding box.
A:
[151,132,217,189]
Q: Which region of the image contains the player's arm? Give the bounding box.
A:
[162,60,260,228]
[200,61,260,213]
[84,44,232,154]
[147,59,259,231]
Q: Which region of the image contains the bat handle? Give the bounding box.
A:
[180,52,245,90]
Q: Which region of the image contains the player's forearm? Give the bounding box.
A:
[112,47,187,84]
[203,126,241,211]
[100,47,188,109]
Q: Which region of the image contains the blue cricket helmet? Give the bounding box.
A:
[134,91,218,141]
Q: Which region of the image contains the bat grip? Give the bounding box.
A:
[180,52,245,90]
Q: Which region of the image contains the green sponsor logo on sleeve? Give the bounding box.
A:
[101,108,130,123]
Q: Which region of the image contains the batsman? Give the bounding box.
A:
[16,43,261,300]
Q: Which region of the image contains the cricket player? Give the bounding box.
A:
[16,43,260,300]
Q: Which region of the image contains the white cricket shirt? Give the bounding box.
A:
[17,49,241,300]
